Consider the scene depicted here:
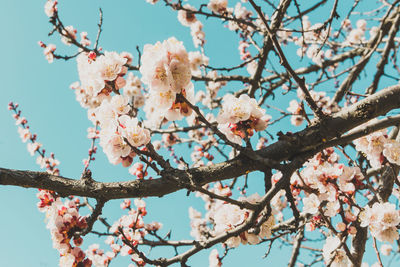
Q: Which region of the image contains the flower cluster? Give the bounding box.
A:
[360,202,400,243]
[292,16,330,63]
[290,148,364,229]
[228,3,253,32]
[70,50,154,167]
[176,3,208,47]
[73,51,128,109]
[128,162,148,179]
[322,236,350,267]
[208,0,228,14]
[95,98,151,165]
[38,41,57,63]
[288,88,338,126]
[140,37,195,125]
[86,243,117,267]
[80,32,91,47]
[217,94,271,145]
[211,193,275,247]
[177,5,197,27]
[189,185,275,248]
[344,19,367,44]
[38,191,92,267]
[108,199,162,266]
[354,127,400,168]
[287,99,304,126]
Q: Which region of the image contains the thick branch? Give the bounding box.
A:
[2,85,400,199]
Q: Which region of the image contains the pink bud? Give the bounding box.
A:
[336,222,346,232]
[348,226,357,235]
[88,51,96,61]
[38,41,46,48]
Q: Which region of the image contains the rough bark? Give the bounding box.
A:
[2,85,400,200]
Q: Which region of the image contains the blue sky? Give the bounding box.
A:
[1,0,399,266]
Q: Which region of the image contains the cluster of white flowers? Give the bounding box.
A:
[189,185,275,248]
[140,37,191,93]
[288,88,338,126]
[93,97,151,165]
[188,207,209,241]
[208,0,257,33]
[208,0,228,14]
[140,37,196,126]
[354,127,400,168]
[108,199,161,266]
[176,4,206,47]
[86,243,117,267]
[300,16,328,44]
[345,19,367,45]
[38,41,57,63]
[322,236,350,267]
[360,202,400,243]
[211,193,275,247]
[217,94,271,145]
[177,4,197,27]
[287,99,304,126]
[37,191,92,267]
[70,51,153,166]
[44,44,56,63]
[191,21,206,48]
[72,51,129,109]
[290,148,364,220]
[290,16,333,65]
[226,3,253,32]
